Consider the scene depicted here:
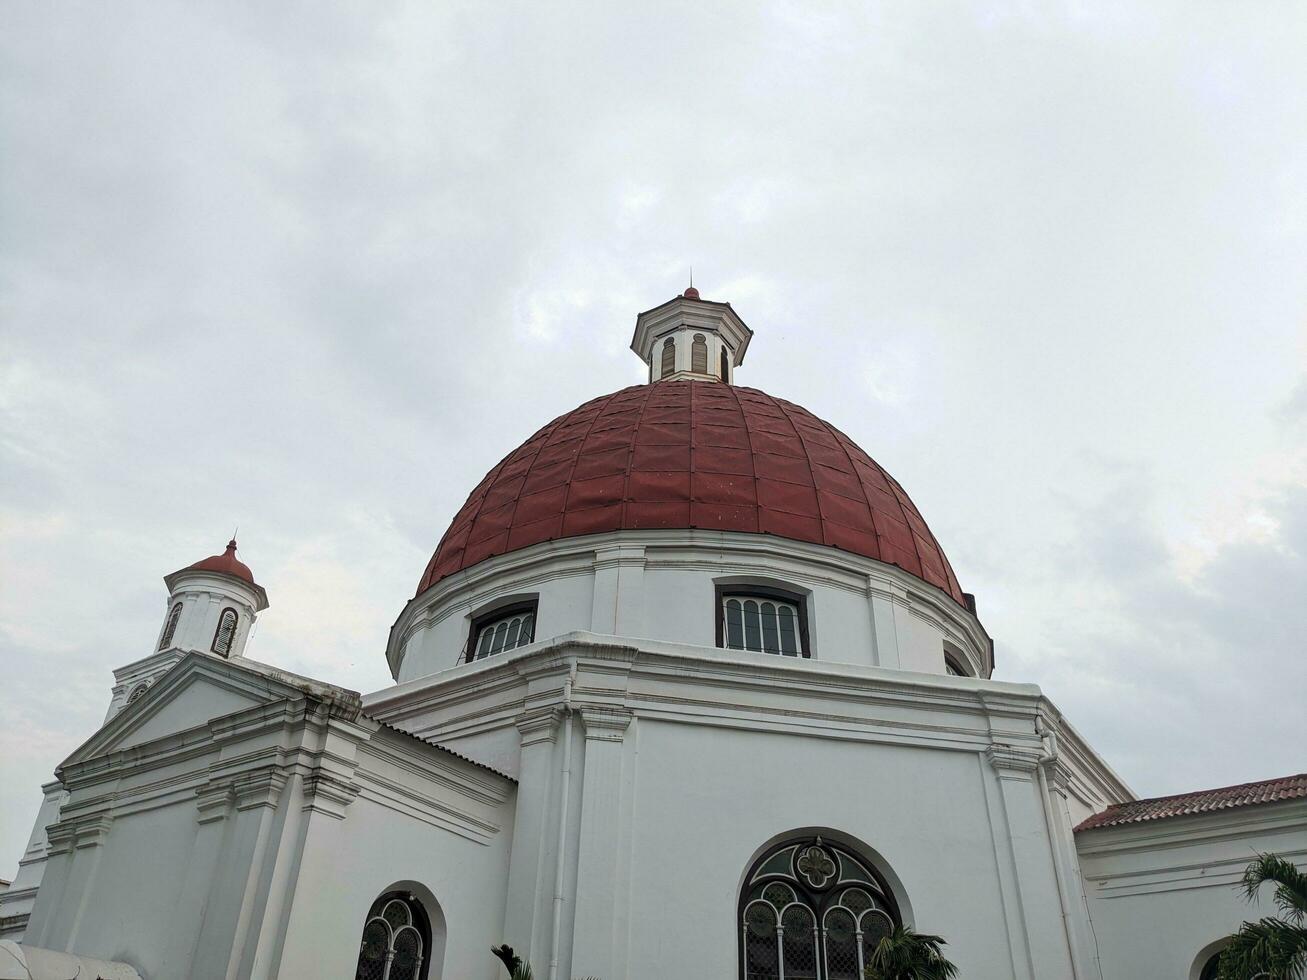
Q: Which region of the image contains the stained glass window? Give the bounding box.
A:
[739,837,900,980]
[354,893,431,980]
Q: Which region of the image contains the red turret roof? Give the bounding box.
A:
[418,381,967,605]
[182,539,258,587]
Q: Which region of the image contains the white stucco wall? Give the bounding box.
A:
[277,728,516,980]
[22,653,517,980]
[389,530,991,685]
[367,632,1127,980]
[1076,800,1307,980]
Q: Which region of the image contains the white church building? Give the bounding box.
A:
[2,289,1303,980]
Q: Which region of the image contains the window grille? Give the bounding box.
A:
[692,333,708,373]
[739,837,900,980]
[159,602,183,650]
[211,608,239,656]
[721,594,804,657]
[660,337,676,378]
[126,683,150,704]
[469,606,536,662]
[354,893,430,980]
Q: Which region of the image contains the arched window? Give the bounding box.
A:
[467,600,538,662]
[660,337,676,378]
[718,588,809,657]
[692,333,708,373]
[159,602,183,650]
[354,891,431,980]
[740,837,900,980]
[720,346,731,381]
[126,682,150,704]
[211,608,239,656]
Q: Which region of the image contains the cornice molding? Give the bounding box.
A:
[45,813,112,855]
[301,772,361,819]
[195,782,234,824]
[579,706,633,742]
[231,769,289,811]
[516,707,561,746]
[985,743,1044,780]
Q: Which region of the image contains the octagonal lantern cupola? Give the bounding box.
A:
[630,286,754,384]
[157,538,268,660]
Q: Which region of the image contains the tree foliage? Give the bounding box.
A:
[1216,853,1307,980]
[863,925,959,980]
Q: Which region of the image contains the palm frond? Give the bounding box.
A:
[1216,915,1307,980]
[864,925,959,980]
[1242,853,1307,923]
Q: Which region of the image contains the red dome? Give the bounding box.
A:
[418,382,965,604]
[184,539,258,586]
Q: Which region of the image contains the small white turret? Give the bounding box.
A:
[105,539,268,719]
[630,285,753,384]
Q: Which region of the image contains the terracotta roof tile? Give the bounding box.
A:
[1075,772,1307,832]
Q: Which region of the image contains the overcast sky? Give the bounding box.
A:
[2,2,1305,875]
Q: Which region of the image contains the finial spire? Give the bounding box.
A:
[683,267,700,300]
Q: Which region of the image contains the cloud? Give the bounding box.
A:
[2,0,1307,871]
[994,473,1307,794]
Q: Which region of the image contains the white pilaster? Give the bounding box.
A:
[570,706,633,980]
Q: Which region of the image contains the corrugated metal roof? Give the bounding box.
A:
[372,717,516,783]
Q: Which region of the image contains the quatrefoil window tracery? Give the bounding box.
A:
[739,837,901,980]
[796,842,837,888]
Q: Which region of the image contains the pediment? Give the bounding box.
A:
[61,652,357,768]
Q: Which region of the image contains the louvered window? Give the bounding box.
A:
[719,590,808,657]
[354,892,431,980]
[211,608,239,656]
[468,602,537,662]
[159,602,183,650]
[692,333,708,373]
[660,337,676,378]
[720,346,731,381]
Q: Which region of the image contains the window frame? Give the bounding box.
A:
[465,598,539,663]
[211,607,239,656]
[159,601,183,650]
[353,889,433,980]
[660,336,676,379]
[715,585,811,659]
[691,333,708,373]
[737,835,902,980]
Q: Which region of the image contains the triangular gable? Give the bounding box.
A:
[61,652,363,769]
